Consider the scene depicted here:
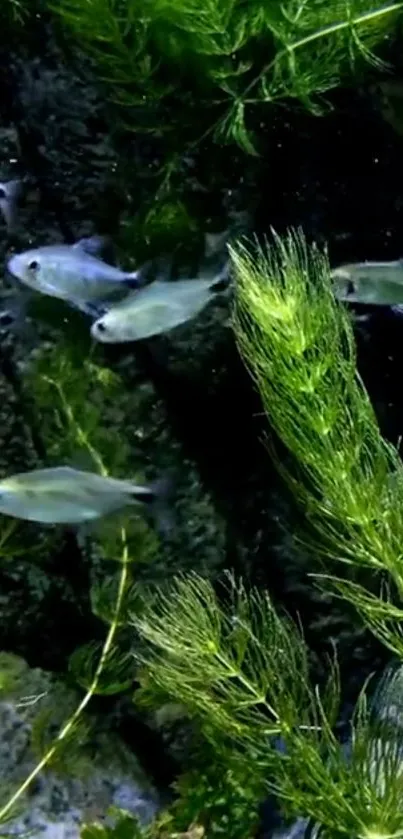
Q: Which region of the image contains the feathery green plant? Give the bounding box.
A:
[50,0,403,154]
[132,572,403,837]
[0,342,157,827]
[231,229,403,657]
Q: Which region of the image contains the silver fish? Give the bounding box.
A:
[0,466,166,525]
[91,264,231,344]
[7,236,141,316]
[331,260,403,306]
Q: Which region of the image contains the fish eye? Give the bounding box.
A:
[0,188,6,200]
[28,260,39,271]
[346,279,356,296]
[97,322,107,333]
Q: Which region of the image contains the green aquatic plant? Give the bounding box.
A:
[50,0,403,153]
[231,229,403,657]
[0,342,157,827]
[131,572,403,837]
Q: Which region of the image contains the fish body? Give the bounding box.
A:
[0,466,161,525]
[7,238,141,315]
[91,264,230,343]
[331,259,403,306]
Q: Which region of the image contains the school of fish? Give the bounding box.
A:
[2,181,402,528]
[0,195,233,526]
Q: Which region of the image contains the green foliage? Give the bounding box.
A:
[51,0,403,153]
[231,231,403,581]
[132,572,403,837]
[25,342,130,474]
[81,809,146,839]
[69,641,133,694]
[81,752,262,839]
[30,698,93,776]
[161,753,263,839]
[231,227,403,693]
[24,341,160,561]
[133,571,326,751]
[132,571,336,758]
[0,652,28,697]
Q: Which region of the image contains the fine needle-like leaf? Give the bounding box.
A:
[231,230,403,590]
[133,573,403,837]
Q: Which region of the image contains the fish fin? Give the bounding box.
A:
[204,229,230,259]
[123,258,168,289]
[70,299,108,318]
[73,235,108,256]
[0,179,24,201]
[131,475,175,538]
[145,255,174,283]
[0,199,18,233]
[123,270,143,289]
[209,260,232,294]
[391,304,403,316]
[0,288,33,334]
[0,180,23,233]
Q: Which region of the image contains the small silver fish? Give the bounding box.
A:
[91,264,231,343]
[331,260,403,306]
[7,236,141,316]
[0,466,167,525]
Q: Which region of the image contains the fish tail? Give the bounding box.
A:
[132,476,175,538]
[210,259,232,294]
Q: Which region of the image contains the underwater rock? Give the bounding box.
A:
[0,653,159,837]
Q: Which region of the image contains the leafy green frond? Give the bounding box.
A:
[132,572,403,836]
[69,641,133,695]
[25,343,131,476]
[245,0,402,108]
[0,652,30,698]
[91,575,146,626]
[81,808,146,839]
[316,574,403,658]
[231,230,403,591]
[51,0,403,156]
[132,571,338,754]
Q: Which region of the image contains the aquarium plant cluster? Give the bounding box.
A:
[2,2,403,839]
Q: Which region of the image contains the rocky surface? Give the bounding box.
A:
[0,654,159,838]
